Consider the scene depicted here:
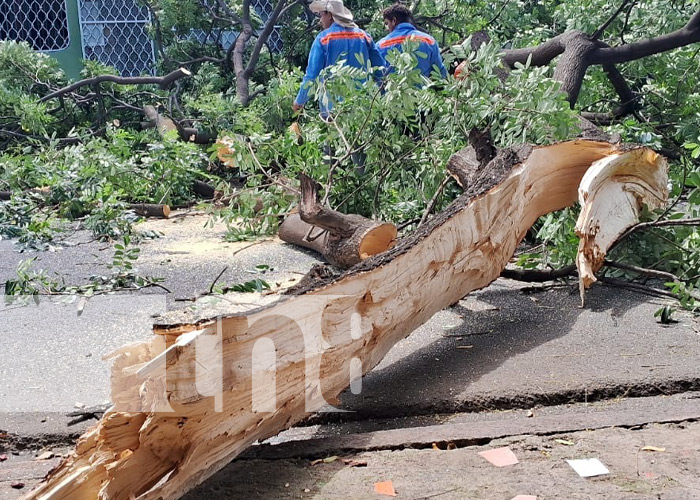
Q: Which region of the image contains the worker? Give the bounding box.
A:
[377,3,447,79]
[293,0,385,116]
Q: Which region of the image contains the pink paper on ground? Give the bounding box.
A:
[511,496,537,500]
[478,447,519,467]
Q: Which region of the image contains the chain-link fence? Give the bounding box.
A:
[196,0,283,53]
[78,0,155,76]
[0,0,70,51]
[253,0,283,52]
[1,0,281,76]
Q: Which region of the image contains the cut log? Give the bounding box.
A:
[129,203,171,218]
[278,174,397,269]
[24,140,667,500]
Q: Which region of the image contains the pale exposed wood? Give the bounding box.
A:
[24,140,667,500]
[216,136,240,168]
[575,148,668,303]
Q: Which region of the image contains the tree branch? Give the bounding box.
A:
[592,0,635,40]
[590,8,700,65]
[603,259,680,283]
[501,32,567,68]
[500,264,577,282]
[39,68,191,103]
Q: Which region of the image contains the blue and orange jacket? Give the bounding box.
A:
[294,23,385,113]
[377,23,447,79]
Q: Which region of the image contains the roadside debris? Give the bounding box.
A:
[342,459,368,467]
[554,439,575,446]
[310,456,338,466]
[36,451,54,460]
[478,447,519,467]
[374,480,397,497]
[566,458,609,477]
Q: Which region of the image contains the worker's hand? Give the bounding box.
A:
[292,102,303,113]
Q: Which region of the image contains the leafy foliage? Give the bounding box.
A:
[0,127,212,247]
[3,235,164,298]
[216,39,577,239]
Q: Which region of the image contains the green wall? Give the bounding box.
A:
[45,0,83,79]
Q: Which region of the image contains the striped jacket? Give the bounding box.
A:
[377,23,447,78]
[295,23,385,113]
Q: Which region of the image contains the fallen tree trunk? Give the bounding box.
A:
[278,174,398,269]
[24,140,667,500]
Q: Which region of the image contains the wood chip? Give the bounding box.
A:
[342,459,368,467]
[641,446,666,452]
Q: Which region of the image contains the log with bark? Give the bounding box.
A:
[278,174,398,269]
[23,140,667,500]
[128,203,171,219]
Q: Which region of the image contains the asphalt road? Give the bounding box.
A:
[1,214,699,436]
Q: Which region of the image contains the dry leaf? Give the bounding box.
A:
[311,455,338,466]
[641,446,666,452]
[555,439,575,446]
[36,451,54,460]
[374,480,397,497]
[342,459,368,467]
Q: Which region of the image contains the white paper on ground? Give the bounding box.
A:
[566,458,610,477]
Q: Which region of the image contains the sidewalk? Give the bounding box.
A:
[182,392,700,500]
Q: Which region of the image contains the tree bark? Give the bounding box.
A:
[23,140,667,500]
[278,174,398,268]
